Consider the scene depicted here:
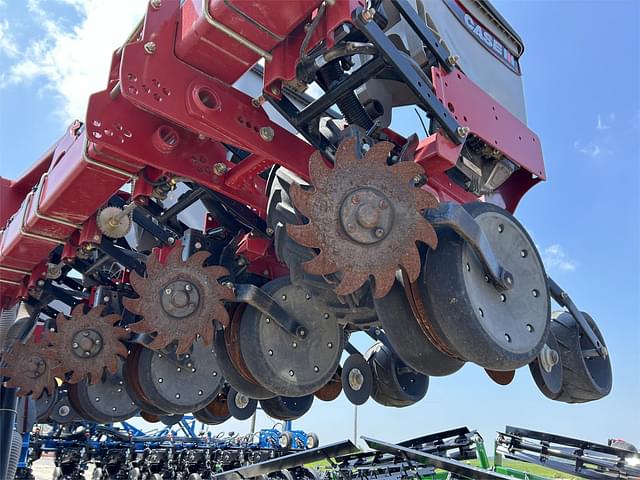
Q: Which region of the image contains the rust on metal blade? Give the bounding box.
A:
[126,245,233,353]
[314,369,342,402]
[485,368,516,385]
[45,307,128,385]
[1,336,59,398]
[288,137,440,298]
[402,271,461,360]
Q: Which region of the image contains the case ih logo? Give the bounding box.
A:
[445,0,521,74]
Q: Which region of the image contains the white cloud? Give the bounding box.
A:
[541,244,577,272]
[574,139,607,158]
[2,0,147,122]
[0,19,19,58]
[574,113,616,158]
[596,113,615,130]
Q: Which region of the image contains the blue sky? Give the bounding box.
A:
[1,0,638,446]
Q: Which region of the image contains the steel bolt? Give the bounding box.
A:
[313,366,320,373]
[270,86,280,96]
[213,162,228,176]
[251,96,265,108]
[361,8,375,22]
[165,288,172,295]
[323,313,330,319]
[281,294,287,301]
[379,200,388,209]
[268,349,273,356]
[72,342,79,349]
[327,342,333,348]
[144,41,157,55]
[194,241,202,249]
[265,317,271,324]
[266,227,274,236]
[292,342,297,348]
[150,0,162,9]
[259,126,275,142]
[457,126,470,138]
[374,227,385,238]
[447,55,459,66]
[289,370,295,377]
[185,284,193,292]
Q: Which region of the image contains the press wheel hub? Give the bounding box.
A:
[71,329,104,359]
[161,280,200,318]
[340,188,394,244]
[234,393,249,409]
[348,368,364,391]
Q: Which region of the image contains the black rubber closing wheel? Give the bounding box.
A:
[213,326,275,400]
[374,281,464,376]
[420,202,550,370]
[550,311,612,403]
[68,359,139,424]
[193,388,231,425]
[49,390,80,424]
[227,387,257,420]
[239,278,344,397]
[365,342,428,407]
[134,339,224,415]
[35,387,58,422]
[160,414,183,426]
[260,395,314,421]
[341,353,373,406]
[529,331,563,399]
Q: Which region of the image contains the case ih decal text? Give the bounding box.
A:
[446,0,521,74]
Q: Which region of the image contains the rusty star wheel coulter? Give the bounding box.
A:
[287,137,439,298]
[123,246,234,354]
[1,336,59,398]
[46,304,129,385]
